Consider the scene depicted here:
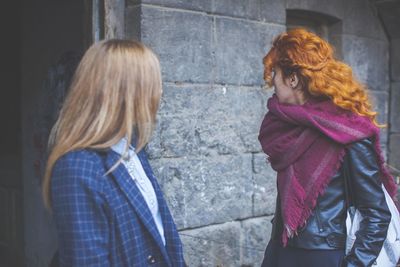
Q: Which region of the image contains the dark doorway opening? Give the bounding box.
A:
[0,0,23,266]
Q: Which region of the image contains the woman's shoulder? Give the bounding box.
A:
[51,150,110,215]
[52,149,107,185]
[347,138,374,154]
[346,138,379,168]
[55,148,104,166]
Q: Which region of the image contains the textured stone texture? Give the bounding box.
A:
[212,0,285,24]
[375,1,400,39]
[179,216,272,267]
[146,84,273,159]
[286,0,344,20]
[214,19,285,86]
[141,6,213,83]
[369,90,389,146]
[391,39,400,82]
[333,0,387,40]
[141,6,212,83]
[389,134,400,169]
[252,153,277,216]
[104,0,125,39]
[151,154,254,229]
[180,221,241,266]
[127,0,212,12]
[390,82,400,133]
[241,216,273,266]
[125,5,141,40]
[340,35,389,91]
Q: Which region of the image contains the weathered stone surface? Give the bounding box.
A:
[104,0,125,39]
[141,6,213,83]
[332,0,387,40]
[212,0,285,24]
[180,221,241,266]
[147,84,273,158]
[145,117,163,159]
[369,90,389,145]
[391,39,400,82]
[240,216,273,266]
[329,34,343,60]
[127,0,140,5]
[389,134,400,170]
[390,82,400,133]
[375,1,400,39]
[125,5,141,40]
[127,0,212,12]
[340,35,389,91]
[214,18,285,86]
[286,0,344,21]
[252,153,277,216]
[150,154,254,229]
[179,216,272,267]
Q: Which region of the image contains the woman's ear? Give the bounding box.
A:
[288,72,300,89]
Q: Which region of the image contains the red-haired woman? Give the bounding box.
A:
[258,28,397,267]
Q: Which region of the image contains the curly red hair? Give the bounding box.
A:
[263,28,380,126]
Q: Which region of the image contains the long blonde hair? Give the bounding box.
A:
[43,39,162,209]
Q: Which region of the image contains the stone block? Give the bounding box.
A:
[127,0,212,12]
[252,153,277,216]
[154,84,273,157]
[150,154,254,229]
[125,5,141,40]
[127,0,140,5]
[329,34,343,60]
[331,0,387,40]
[375,2,400,40]
[286,0,344,21]
[391,39,400,82]
[140,6,213,83]
[369,90,389,145]
[180,221,241,267]
[389,134,400,171]
[179,216,273,267]
[214,18,285,86]
[240,216,273,266]
[145,117,162,159]
[390,82,400,133]
[212,0,285,24]
[340,35,389,92]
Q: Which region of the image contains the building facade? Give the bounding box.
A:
[1,0,399,266]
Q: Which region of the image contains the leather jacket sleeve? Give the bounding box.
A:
[342,139,391,267]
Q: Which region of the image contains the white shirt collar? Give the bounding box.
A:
[111,138,135,157]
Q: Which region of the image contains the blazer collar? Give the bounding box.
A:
[137,151,183,262]
[105,150,172,267]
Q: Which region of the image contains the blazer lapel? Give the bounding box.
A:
[137,151,183,262]
[105,150,172,267]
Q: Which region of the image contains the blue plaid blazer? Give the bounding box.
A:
[51,148,185,267]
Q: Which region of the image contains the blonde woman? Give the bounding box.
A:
[43,39,185,267]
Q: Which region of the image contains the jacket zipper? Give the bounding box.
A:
[315,203,324,232]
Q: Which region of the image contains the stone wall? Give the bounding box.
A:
[387,16,400,171]
[124,0,390,266]
[17,1,395,266]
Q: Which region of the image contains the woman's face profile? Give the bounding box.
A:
[272,67,305,105]
[272,67,295,104]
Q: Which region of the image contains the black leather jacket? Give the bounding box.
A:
[270,139,392,267]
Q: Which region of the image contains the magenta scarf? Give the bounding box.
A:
[258,94,397,246]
